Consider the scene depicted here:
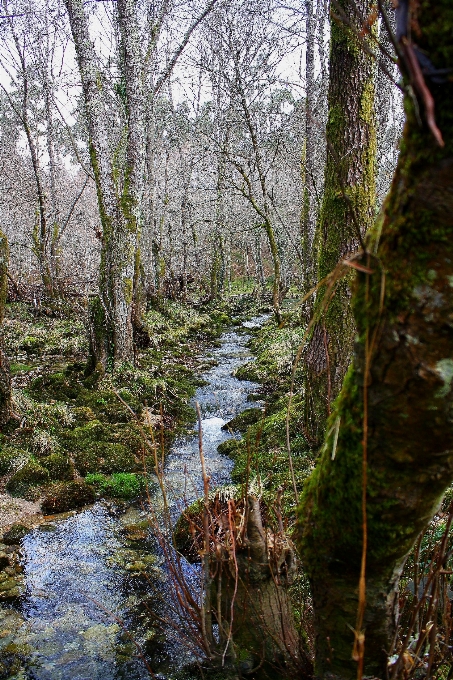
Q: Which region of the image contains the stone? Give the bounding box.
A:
[2,524,28,545]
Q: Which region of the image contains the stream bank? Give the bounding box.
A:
[0,316,265,679]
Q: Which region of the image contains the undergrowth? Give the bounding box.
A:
[0,296,252,504]
[221,313,316,525]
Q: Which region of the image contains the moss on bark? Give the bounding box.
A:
[304,0,377,444]
[0,231,11,426]
[298,2,453,676]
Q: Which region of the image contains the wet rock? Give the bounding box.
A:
[125,560,148,572]
[0,577,17,593]
[41,452,73,481]
[41,480,95,514]
[0,586,20,600]
[122,521,149,542]
[6,460,49,497]
[221,408,263,432]
[2,524,29,545]
[246,392,263,402]
[217,439,242,459]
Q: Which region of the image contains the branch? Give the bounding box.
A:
[56,176,90,244]
[153,0,220,96]
[53,99,95,180]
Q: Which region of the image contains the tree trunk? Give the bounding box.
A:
[298,2,453,676]
[177,494,309,676]
[301,0,317,297]
[255,235,266,290]
[117,0,146,330]
[212,497,307,678]
[65,0,139,368]
[0,231,12,427]
[375,0,399,204]
[304,0,377,443]
[8,21,55,297]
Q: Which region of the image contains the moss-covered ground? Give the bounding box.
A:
[219,310,316,525]
[0,295,262,507]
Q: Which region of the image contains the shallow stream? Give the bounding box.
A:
[0,319,263,680]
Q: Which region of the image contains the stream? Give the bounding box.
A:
[0,319,263,680]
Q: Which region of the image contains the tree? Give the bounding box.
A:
[0,0,93,298]
[200,1,304,320]
[303,0,377,444]
[64,0,144,367]
[65,0,220,368]
[300,0,328,300]
[298,1,453,676]
[0,230,11,426]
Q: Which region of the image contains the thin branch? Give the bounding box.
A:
[56,176,90,243]
[153,0,220,97]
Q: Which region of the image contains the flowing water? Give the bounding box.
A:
[0,319,264,680]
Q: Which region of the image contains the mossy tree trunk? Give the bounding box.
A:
[298,2,453,677]
[304,0,377,443]
[0,231,11,427]
[215,497,302,677]
[301,0,317,298]
[65,0,145,368]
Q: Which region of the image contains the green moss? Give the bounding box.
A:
[217,439,242,458]
[0,232,8,326]
[40,453,73,481]
[1,298,236,497]
[123,277,133,305]
[0,446,25,476]
[2,523,29,545]
[85,472,145,499]
[304,0,377,443]
[222,408,263,432]
[234,317,306,391]
[9,363,34,375]
[41,481,96,514]
[6,460,49,497]
[221,396,315,522]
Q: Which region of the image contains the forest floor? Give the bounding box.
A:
[0,495,41,530]
[2,294,452,678]
[0,294,273,525]
[0,293,323,537]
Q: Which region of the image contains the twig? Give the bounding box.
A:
[402,38,444,147]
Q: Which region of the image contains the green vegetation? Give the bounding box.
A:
[85,472,146,499]
[220,314,315,523]
[0,297,241,506]
[41,480,96,514]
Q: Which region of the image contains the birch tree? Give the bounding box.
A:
[0,230,11,426]
[0,0,94,298]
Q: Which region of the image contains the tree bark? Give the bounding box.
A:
[212,497,306,677]
[65,0,139,367]
[301,0,317,297]
[304,0,377,443]
[225,497,299,666]
[0,231,12,427]
[298,2,453,676]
